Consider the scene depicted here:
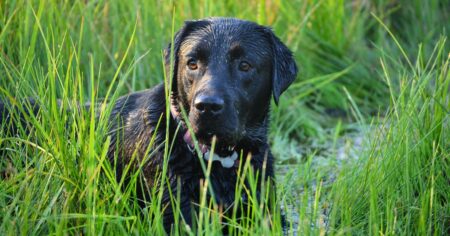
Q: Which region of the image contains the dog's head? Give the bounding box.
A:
[165,18,297,157]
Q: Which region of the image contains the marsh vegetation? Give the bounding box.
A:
[0,0,449,235]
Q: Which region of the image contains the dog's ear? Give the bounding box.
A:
[264,28,298,105]
[164,20,210,94]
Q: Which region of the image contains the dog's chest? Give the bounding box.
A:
[169,149,241,206]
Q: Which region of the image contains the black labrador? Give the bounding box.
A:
[1,17,298,232]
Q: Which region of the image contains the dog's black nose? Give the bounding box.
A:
[194,95,224,115]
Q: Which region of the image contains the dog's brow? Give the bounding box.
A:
[229,42,244,58]
[187,46,210,61]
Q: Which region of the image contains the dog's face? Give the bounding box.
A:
[166,18,297,157]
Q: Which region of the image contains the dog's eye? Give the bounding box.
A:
[187,59,198,70]
[239,61,251,72]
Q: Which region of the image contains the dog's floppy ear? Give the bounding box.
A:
[164,20,210,95]
[265,28,298,105]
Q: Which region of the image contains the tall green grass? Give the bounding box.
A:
[0,0,449,235]
[327,38,450,235]
[3,0,448,138]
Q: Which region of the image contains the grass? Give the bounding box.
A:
[0,0,449,235]
[327,38,450,235]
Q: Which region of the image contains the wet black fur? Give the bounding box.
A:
[1,17,298,233]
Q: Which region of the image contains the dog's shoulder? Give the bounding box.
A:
[107,83,168,163]
[111,83,165,119]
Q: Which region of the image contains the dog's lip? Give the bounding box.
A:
[183,131,237,157]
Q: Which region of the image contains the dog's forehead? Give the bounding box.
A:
[180,19,272,57]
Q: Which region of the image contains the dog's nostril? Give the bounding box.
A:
[194,95,224,114]
[210,103,223,112]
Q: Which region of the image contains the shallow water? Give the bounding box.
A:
[275,128,366,235]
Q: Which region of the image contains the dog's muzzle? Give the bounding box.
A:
[170,97,239,168]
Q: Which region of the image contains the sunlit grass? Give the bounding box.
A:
[0,0,449,235]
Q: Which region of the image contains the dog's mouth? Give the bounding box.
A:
[170,99,240,168]
[183,131,239,168]
[183,131,237,157]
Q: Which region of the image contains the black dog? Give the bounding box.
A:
[1,17,298,232]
